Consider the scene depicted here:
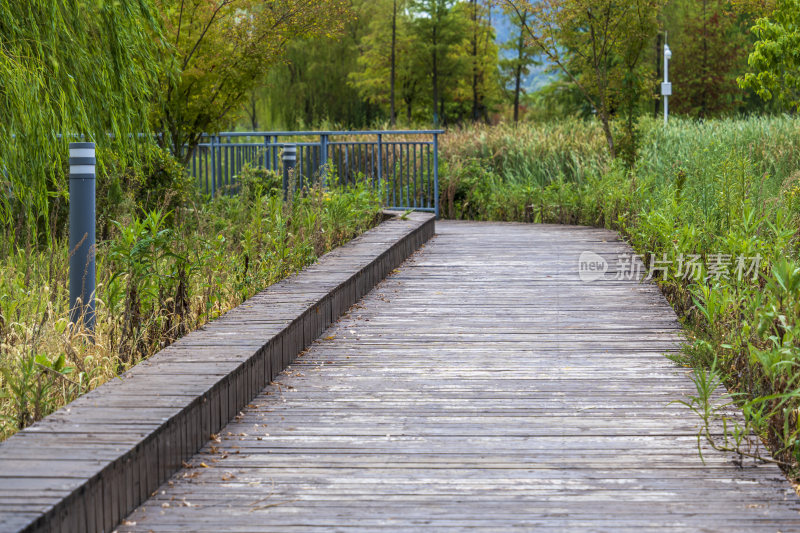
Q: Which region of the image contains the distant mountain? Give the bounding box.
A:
[491,8,556,92]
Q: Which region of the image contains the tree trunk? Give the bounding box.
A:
[483,1,492,124]
[432,22,439,126]
[172,128,195,167]
[390,0,397,127]
[513,12,526,123]
[599,113,615,159]
[514,65,522,123]
[471,0,480,122]
[249,91,258,131]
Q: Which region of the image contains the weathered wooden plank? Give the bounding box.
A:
[119,220,799,531]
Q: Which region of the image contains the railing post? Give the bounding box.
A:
[217,135,224,194]
[209,135,216,197]
[319,134,329,187]
[263,135,269,170]
[376,133,383,194]
[69,142,96,332]
[223,136,228,190]
[282,144,296,201]
[433,132,439,219]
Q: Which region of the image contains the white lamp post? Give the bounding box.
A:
[662,39,672,126]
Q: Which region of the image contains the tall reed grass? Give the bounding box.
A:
[441,118,610,186]
[440,115,800,477]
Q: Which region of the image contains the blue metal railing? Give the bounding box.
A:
[187,130,442,217]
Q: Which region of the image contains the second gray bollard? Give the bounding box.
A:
[282,144,297,200]
[69,142,96,332]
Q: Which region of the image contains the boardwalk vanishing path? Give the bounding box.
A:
[119,221,800,532]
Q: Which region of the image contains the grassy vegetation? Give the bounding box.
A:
[440,115,800,474]
[439,119,609,221]
[0,164,382,439]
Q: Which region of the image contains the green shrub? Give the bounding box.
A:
[94,145,193,241]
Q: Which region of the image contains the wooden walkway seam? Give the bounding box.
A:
[0,211,435,533]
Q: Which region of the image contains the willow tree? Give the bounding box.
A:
[256,0,381,130]
[155,0,352,160]
[0,0,166,249]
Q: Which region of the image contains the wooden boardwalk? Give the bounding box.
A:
[119,221,800,532]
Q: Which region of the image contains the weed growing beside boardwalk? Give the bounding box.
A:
[441,116,800,475]
[0,168,382,439]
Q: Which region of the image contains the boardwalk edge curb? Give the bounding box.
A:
[0,210,435,533]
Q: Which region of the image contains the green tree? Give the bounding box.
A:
[739,0,800,111]
[503,0,663,159]
[463,1,501,122]
[409,0,468,126]
[352,0,479,126]
[443,2,501,123]
[465,0,498,121]
[349,0,416,124]
[663,0,750,117]
[500,6,540,122]
[155,0,352,159]
[390,0,400,125]
[396,30,430,122]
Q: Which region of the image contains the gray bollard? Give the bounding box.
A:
[282,144,297,200]
[69,142,96,332]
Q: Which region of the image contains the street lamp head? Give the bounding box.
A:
[664,44,672,60]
